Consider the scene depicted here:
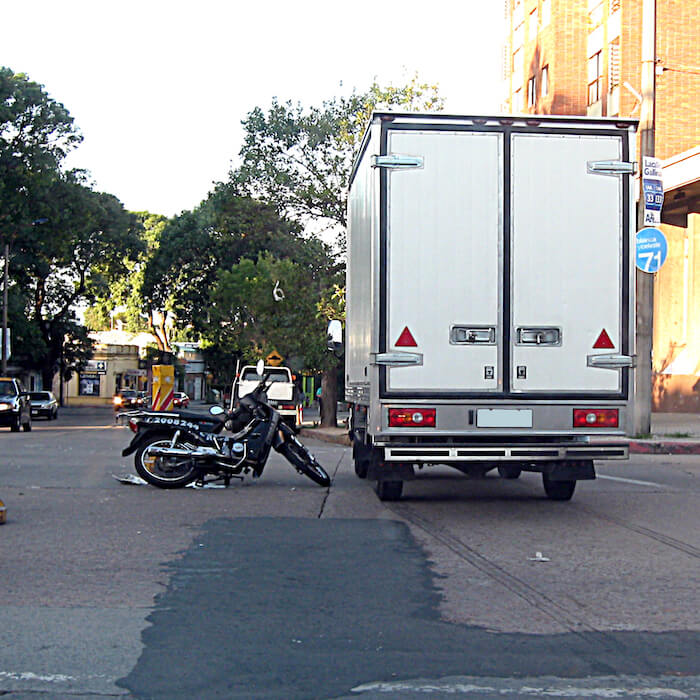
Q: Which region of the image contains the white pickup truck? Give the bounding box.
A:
[233,365,302,431]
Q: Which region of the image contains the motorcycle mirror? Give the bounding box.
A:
[256,358,265,376]
[209,405,225,416]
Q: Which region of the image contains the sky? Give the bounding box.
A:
[3,0,504,218]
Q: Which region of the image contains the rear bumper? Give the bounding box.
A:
[382,441,629,463]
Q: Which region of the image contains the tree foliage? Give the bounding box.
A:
[1,67,143,386]
[232,74,444,248]
[144,183,338,381]
[0,67,81,231]
[230,75,443,423]
[13,173,143,385]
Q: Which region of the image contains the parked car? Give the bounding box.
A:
[173,391,190,408]
[29,390,58,420]
[112,389,143,411]
[0,377,32,432]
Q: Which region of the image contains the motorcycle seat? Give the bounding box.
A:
[166,410,225,423]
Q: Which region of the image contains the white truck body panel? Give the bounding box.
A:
[345,113,637,459]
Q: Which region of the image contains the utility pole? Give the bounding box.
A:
[634,0,656,436]
[2,243,8,376]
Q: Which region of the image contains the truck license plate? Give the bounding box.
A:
[477,409,532,428]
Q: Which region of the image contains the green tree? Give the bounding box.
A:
[144,184,336,377]
[13,173,143,387]
[1,67,83,376]
[231,75,443,424]
[232,74,444,247]
[0,67,81,233]
[85,211,167,337]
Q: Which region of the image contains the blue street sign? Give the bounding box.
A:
[643,180,664,211]
[636,227,667,273]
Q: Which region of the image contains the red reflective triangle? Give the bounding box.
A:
[593,329,615,349]
[395,326,417,347]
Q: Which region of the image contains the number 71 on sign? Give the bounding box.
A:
[635,227,667,274]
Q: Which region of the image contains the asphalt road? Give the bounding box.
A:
[1,407,699,699]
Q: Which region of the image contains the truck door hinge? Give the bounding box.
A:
[587,353,636,369]
[371,352,423,367]
[587,160,637,176]
[372,154,424,170]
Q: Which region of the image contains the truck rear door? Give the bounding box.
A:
[510,132,628,396]
[382,128,504,396]
[380,123,630,400]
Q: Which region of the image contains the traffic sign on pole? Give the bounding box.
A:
[635,227,667,273]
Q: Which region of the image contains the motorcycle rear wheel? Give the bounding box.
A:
[279,439,331,487]
[134,435,198,488]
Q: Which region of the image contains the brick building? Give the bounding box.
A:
[504,0,700,410]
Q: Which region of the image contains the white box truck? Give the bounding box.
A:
[342,112,637,501]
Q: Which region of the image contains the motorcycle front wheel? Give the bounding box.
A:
[279,439,331,487]
[134,435,198,488]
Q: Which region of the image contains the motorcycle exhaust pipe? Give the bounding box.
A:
[149,446,217,458]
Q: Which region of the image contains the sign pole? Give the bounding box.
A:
[634,0,656,436]
[2,243,8,376]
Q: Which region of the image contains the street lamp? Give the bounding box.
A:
[1,218,49,375]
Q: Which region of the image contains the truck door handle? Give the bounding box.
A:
[516,327,562,346]
[450,326,496,345]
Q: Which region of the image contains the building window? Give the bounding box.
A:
[527,76,536,107]
[528,7,538,41]
[512,46,524,90]
[541,0,551,27]
[587,51,603,104]
[513,0,524,26]
[608,40,620,89]
[513,20,524,49]
[588,0,604,29]
[541,65,549,96]
[513,87,522,111]
[79,373,101,396]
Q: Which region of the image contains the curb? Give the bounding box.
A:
[299,428,351,447]
[628,440,700,455]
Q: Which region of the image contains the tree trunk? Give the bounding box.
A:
[41,366,55,393]
[320,366,337,428]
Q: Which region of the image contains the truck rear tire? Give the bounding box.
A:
[543,475,576,501]
[352,442,369,479]
[376,480,403,501]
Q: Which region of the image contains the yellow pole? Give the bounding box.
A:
[152,365,175,411]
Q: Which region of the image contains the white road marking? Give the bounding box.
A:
[0,670,75,682]
[597,474,665,488]
[352,679,690,697]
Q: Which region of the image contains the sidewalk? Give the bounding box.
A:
[300,412,700,454]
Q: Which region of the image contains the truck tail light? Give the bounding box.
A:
[388,408,436,428]
[573,408,619,428]
[279,404,295,411]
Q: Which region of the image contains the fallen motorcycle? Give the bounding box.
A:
[120,361,330,489]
